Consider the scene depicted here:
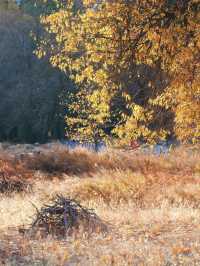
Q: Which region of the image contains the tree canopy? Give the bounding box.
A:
[0,0,199,144]
[37,0,200,144]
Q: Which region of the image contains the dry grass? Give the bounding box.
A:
[22,146,127,175]
[0,144,199,265]
[0,156,32,194]
[71,170,146,204]
[21,144,200,176]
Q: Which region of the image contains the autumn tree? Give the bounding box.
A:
[19,0,68,16]
[38,0,200,144]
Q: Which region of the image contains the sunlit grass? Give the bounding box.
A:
[0,144,199,265]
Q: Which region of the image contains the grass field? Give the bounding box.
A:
[0,144,199,265]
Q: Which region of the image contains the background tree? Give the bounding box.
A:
[0,0,18,10]
[0,1,74,143]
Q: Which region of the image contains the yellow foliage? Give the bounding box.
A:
[37,0,200,143]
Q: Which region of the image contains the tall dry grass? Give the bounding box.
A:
[22,144,200,176]
[0,155,32,194]
[0,144,199,265]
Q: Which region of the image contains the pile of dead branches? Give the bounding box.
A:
[31,195,107,237]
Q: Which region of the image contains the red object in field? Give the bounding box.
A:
[130,139,140,150]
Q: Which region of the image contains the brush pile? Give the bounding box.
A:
[31,195,107,237]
